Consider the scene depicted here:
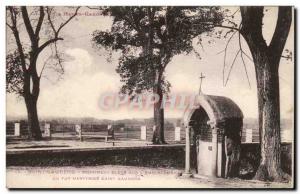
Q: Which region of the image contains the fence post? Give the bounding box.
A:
[175,126,181,141]
[75,124,82,141]
[107,125,114,139]
[44,123,51,138]
[14,123,20,137]
[152,125,156,132]
[245,128,253,143]
[141,126,147,140]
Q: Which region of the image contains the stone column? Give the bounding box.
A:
[211,127,218,177]
[183,125,192,177]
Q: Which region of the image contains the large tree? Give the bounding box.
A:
[216,6,292,181]
[92,6,223,144]
[6,6,80,140]
[240,6,292,182]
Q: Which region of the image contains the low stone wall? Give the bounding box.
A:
[7,146,186,168]
[7,143,292,179]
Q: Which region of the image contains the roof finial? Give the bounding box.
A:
[199,72,205,94]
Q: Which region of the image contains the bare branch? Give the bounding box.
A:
[46,6,80,36]
[222,30,238,85]
[6,22,13,30]
[223,29,234,38]
[193,48,202,60]
[35,6,45,36]
[39,42,64,78]
[87,6,102,10]
[8,6,27,72]
[46,7,58,35]
[56,6,80,35]
[214,24,240,32]
[241,50,253,62]
[225,50,240,86]
[40,6,79,53]
[39,55,51,77]
[220,21,252,88]
[281,54,293,61]
[38,37,63,53]
[238,27,251,88]
[53,41,64,74]
[227,8,240,18]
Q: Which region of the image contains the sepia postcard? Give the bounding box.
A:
[6,6,295,189]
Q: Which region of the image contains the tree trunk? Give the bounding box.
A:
[254,60,289,182]
[24,94,42,140]
[143,7,166,144]
[152,80,166,144]
[240,6,292,182]
[23,66,42,140]
[9,6,77,141]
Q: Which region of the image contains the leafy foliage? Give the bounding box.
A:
[6,50,27,95]
[92,6,223,97]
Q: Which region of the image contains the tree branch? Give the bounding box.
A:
[21,6,36,45]
[269,6,292,63]
[226,8,240,18]
[8,6,27,72]
[56,6,80,35]
[46,7,57,35]
[39,55,51,78]
[221,22,252,88]
[225,50,240,86]
[39,6,80,53]
[221,30,238,85]
[6,22,13,30]
[87,6,102,10]
[240,6,267,58]
[35,6,45,37]
[214,24,240,32]
[38,37,63,53]
[238,28,251,88]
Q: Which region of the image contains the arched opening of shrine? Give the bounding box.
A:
[182,94,243,178]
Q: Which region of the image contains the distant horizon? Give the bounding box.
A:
[6,114,293,122]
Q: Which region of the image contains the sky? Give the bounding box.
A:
[6,6,294,120]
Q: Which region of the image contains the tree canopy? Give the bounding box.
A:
[92,6,224,97]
